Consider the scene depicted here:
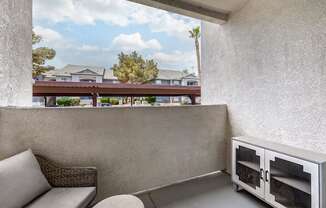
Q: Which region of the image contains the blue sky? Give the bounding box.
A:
[33,0,200,73]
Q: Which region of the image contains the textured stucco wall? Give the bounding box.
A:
[202,0,326,159]
[0,106,227,201]
[0,0,32,106]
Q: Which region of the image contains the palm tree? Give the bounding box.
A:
[189,26,201,81]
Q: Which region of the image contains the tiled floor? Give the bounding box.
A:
[137,173,271,208]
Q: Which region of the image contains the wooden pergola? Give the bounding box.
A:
[33,81,201,106]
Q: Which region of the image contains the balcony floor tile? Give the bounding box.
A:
[138,173,271,208]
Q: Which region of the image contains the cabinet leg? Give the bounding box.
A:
[233,184,243,192]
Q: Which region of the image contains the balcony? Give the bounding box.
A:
[0,105,271,208]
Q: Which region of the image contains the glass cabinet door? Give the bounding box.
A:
[232,141,265,198]
[265,150,319,208]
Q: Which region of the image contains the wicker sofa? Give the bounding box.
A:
[0,150,97,208]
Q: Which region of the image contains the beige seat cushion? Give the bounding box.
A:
[94,195,144,208]
[0,149,51,208]
[25,187,96,208]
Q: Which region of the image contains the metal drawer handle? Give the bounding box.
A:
[265,170,269,182]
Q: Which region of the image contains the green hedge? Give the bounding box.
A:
[145,96,156,105]
[57,97,80,106]
[100,97,110,104]
[100,97,120,105]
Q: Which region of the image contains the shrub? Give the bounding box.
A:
[57,97,80,106]
[100,97,120,105]
[109,98,120,105]
[71,98,80,106]
[145,96,156,105]
[100,97,110,104]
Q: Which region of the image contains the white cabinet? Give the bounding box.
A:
[232,137,326,208]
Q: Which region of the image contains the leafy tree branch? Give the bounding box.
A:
[32,31,56,79]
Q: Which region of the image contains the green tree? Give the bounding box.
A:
[189,26,201,81]
[112,51,159,84]
[32,31,56,79]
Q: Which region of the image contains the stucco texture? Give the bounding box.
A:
[0,106,227,201]
[0,0,32,106]
[202,0,326,154]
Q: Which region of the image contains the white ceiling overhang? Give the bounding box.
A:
[128,0,248,24]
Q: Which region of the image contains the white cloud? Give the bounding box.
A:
[150,50,197,72]
[33,0,132,26]
[34,26,63,43]
[33,0,199,40]
[152,51,195,64]
[131,8,197,40]
[33,26,75,50]
[113,33,162,51]
[77,45,101,52]
[34,26,102,53]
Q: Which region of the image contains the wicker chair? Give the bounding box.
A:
[35,155,97,188]
[0,150,97,208]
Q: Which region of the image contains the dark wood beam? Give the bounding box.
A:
[33,81,200,98]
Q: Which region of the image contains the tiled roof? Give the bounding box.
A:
[44,64,105,77]
[157,69,188,80]
[104,69,190,80]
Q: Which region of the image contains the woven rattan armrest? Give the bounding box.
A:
[36,155,97,188]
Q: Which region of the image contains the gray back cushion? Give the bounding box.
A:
[0,149,51,208]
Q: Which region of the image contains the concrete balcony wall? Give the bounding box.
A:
[0,0,32,106]
[0,105,227,201]
[201,0,326,171]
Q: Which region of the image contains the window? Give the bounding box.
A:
[57,77,71,82]
[80,79,96,83]
[187,81,198,86]
[161,80,171,85]
[173,80,181,85]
